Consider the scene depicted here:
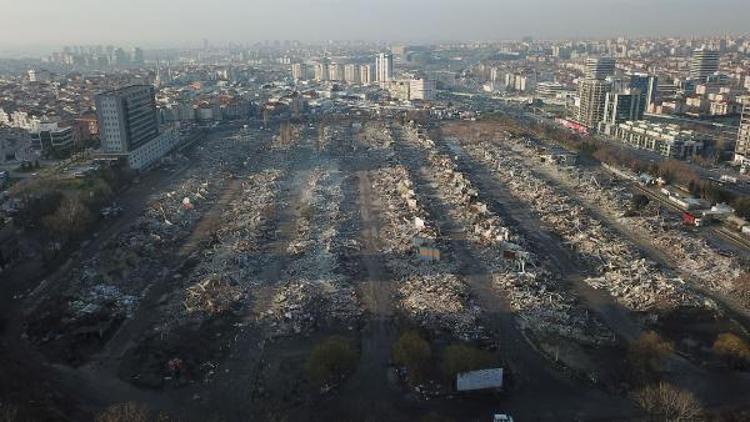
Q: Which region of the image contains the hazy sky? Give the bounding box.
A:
[1,0,748,48]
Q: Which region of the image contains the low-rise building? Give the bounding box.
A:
[536,82,566,97]
[30,122,74,157]
[123,126,181,170]
[409,79,436,101]
[612,121,706,159]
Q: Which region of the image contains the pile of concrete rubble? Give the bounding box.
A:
[25,137,258,348]
[394,127,613,345]
[265,166,363,336]
[272,123,299,150]
[460,139,703,311]
[317,125,341,151]
[286,168,345,275]
[263,279,361,336]
[369,164,485,339]
[61,170,228,318]
[406,132,509,247]
[287,169,325,256]
[533,156,744,296]
[399,274,483,341]
[175,170,283,318]
[357,122,394,150]
[184,277,244,315]
[69,284,139,319]
[140,176,216,244]
[490,267,612,345]
[372,165,437,257]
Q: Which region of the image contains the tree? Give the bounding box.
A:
[633,382,703,421]
[713,333,750,369]
[628,331,673,378]
[698,182,735,204]
[393,330,432,383]
[95,402,150,422]
[13,189,63,229]
[0,405,18,422]
[306,336,358,387]
[733,197,750,219]
[419,413,456,422]
[43,196,92,239]
[441,344,495,381]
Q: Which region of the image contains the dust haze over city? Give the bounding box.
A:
[2,1,750,421]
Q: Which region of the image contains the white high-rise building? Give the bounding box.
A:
[736,102,750,163]
[409,79,436,101]
[95,85,159,153]
[344,64,360,84]
[328,63,344,81]
[96,85,180,170]
[314,63,329,82]
[577,79,612,129]
[360,64,374,85]
[376,53,394,83]
[291,63,306,81]
[690,49,720,81]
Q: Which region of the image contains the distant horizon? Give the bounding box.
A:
[0,31,747,60]
[0,0,748,57]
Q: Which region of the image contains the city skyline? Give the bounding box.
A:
[3,4,750,421]
[1,0,749,51]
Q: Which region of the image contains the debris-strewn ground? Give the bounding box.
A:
[23,137,250,365]
[395,126,612,346]
[263,165,363,338]
[532,150,744,299]
[458,138,704,312]
[9,121,750,422]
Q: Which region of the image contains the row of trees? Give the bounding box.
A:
[628,330,750,375]
[67,328,750,421]
[392,330,495,384]
[627,330,750,420]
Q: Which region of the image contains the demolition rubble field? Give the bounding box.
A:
[23,137,254,366]
[456,136,704,312]
[13,120,750,421]
[394,127,614,347]
[439,120,750,360]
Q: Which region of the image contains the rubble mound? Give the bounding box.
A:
[184,277,244,315]
[398,274,483,341]
[461,139,704,312]
[494,272,612,345]
[263,280,362,337]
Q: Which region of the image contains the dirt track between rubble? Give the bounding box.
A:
[310,170,406,421]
